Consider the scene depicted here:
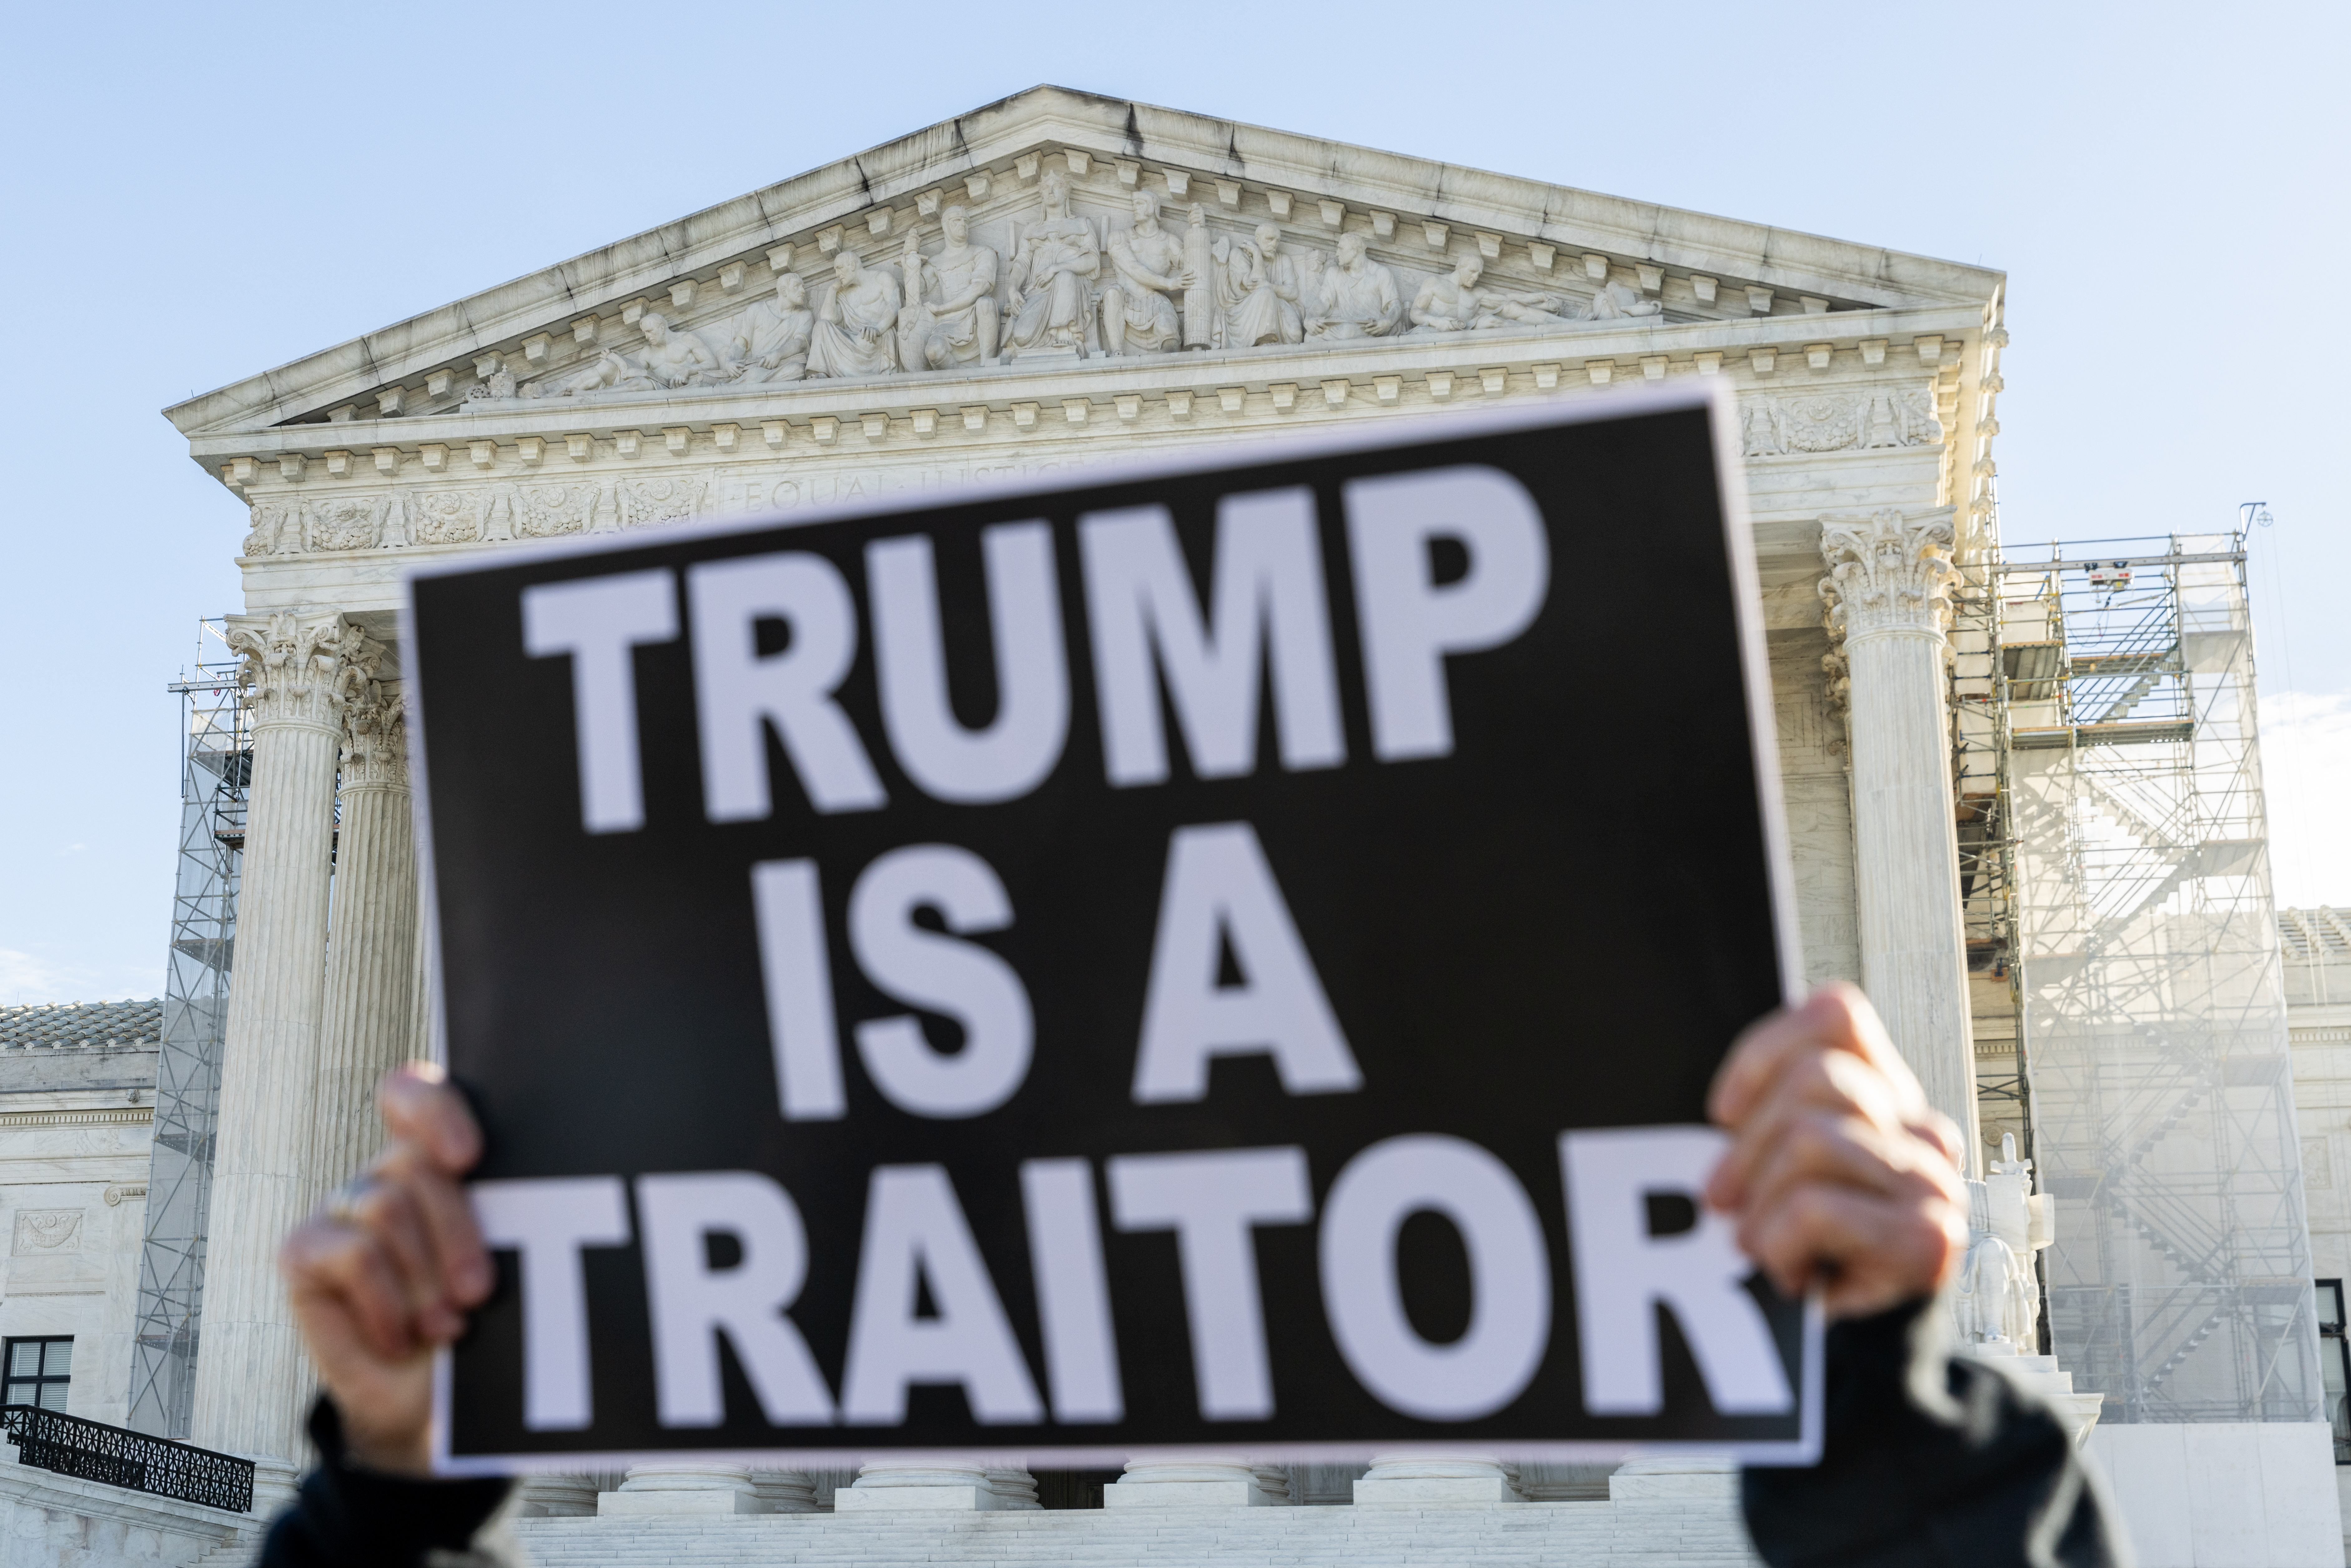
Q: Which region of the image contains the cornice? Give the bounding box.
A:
[164,86,2002,445]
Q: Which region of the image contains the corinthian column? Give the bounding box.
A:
[1819,509,1981,1160]
[192,611,376,1491]
[312,683,416,1192]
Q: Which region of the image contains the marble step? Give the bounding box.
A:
[507,1502,1763,1568]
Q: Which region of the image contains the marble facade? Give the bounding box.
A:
[152,87,2010,1555]
[0,1004,160,1433]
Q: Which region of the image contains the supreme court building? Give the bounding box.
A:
[82,87,2333,1566]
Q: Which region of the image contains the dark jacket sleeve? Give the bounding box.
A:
[257,1400,513,1568]
[1742,1298,2127,1568]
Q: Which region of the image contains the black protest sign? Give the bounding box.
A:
[408,387,1816,1473]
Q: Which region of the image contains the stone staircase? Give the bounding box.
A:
[509,1497,1762,1568]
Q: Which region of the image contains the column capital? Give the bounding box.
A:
[225,610,382,736]
[340,682,408,790]
[1818,507,1960,645]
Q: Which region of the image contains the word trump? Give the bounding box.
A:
[470,1129,1792,1435]
[520,465,1548,834]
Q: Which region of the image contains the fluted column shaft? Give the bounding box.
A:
[1822,509,1981,1161]
[191,611,377,1472]
[313,685,415,1190]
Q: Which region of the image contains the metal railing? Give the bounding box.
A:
[2,1404,255,1513]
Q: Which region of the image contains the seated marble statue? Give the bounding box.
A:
[1407,255,1495,333]
[1585,276,1664,321]
[1221,223,1306,348]
[1004,167,1099,360]
[547,312,725,394]
[1100,190,1192,356]
[806,249,904,379]
[722,273,815,383]
[897,205,1001,371]
[1303,233,1405,340]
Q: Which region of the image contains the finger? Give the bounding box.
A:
[1710,982,1919,1135]
[281,1222,415,1361]
[346,1177,467,1344]
[370,1139,494,1310]
[1740,1183,1963,1314]
[1804,985,1935,1122]
[1735,1109,1929,1227]
[1710,1046,1910,1210]
[1906,1109,1966,1170]
[1708,986,1858,1130]
[378,1064,482,1174]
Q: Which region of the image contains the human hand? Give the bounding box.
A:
[1704,983,1967,1318]
[279,1063,490,1475]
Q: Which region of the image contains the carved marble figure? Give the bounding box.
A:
[1221,222,1306,348]
[1585,277,1664,321]
[806,250,904,379]
[1951,1136,2048,1349]
[1407,254,1567,333]
[1100,190,1192,356]
[723,273,815,383]
[1004,167,1098,360]
[1303,233,1405,340]
[897,206,1001,371]
[551,313,726,394]
[1409,255,1492,333]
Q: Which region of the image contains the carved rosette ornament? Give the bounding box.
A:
[225,611,381,736]
[339,684,408,790]
[1817,508,1961,644]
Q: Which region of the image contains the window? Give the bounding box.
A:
[2,1338,71,1412]
[2321,1281,2349,1465]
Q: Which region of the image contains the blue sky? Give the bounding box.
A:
[2,0,2343,1002]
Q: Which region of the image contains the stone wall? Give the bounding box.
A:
[0,1027,159,1431]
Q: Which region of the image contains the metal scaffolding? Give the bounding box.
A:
[1997,534,2321,1425]
[126,621,247,1440]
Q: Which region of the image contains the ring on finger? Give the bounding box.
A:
[324,1176,379,1227]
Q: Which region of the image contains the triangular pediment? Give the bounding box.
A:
[165,85,2000,441]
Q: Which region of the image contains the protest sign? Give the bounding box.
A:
[406,382,1816,1473]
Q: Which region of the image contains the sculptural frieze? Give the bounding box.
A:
[412,490,482,545]
[309,497,381,552]
[1003,166,1098,361]
[806,249,904,379]
[243,501,305,556]
[617,474,709,528]
[258,161,1924,464]
[1407,254,1572,333]
[1584,277,1664,321]
[1302,233,1405,340]
[897,205,1000,370]
[720,272,815,383]
[1100,190,1192,356]
[1745,390,1941,456]
[517,482,597,537]
[549,311,728,396]
[1218,222,1307,348]
[377,493,412,549]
